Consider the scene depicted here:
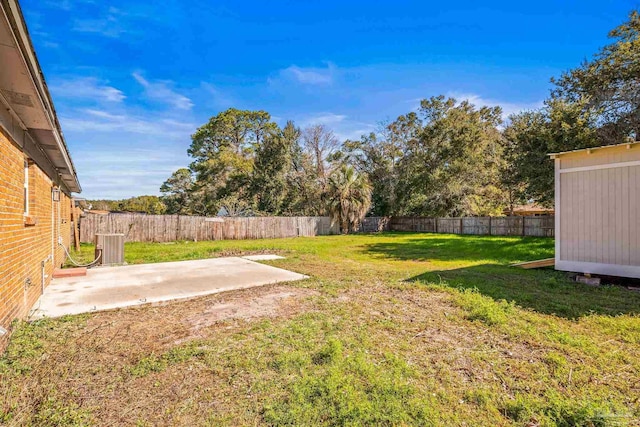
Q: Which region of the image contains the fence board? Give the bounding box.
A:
[387,215,554,237]
[491,216,524,236]
[80,213,554,243]
[462,217,490,235]
[523,215,555,237]
[358,217,390,233]
[80,213,340,243]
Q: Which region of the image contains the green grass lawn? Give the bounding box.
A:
[3,233,640,426]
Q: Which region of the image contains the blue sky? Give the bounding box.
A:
[22,0,636,199]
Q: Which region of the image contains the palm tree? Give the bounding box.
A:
[324,165,372,234]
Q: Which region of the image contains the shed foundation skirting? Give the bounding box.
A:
[555,260,640,279]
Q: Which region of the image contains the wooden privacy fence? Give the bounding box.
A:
[364,215,554,237]
[80,213,554,243]
[80,213,339,243]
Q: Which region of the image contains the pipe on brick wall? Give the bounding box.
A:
[41,255,51,294]
[57,189,61,253]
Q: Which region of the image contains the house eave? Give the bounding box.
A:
[0,0,81,193]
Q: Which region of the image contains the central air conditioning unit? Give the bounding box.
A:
[94,233,125,266]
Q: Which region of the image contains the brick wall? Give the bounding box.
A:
[0,126,72,350]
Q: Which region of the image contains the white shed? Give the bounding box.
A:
[550,141,640,279]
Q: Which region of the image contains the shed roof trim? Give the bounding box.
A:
[548,141,640,158]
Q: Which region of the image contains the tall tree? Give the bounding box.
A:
[302,124,340,182]
[324,165,372,233]
[503,100,599,207]
[284,138,327,215]
[394,96,506,216]
[251,121,300,214]
[552,10,640,143]
[339,127,403,216]
[160,168,198,215]
[340,98,506,217]
[187,108,279,215]
[500,113,541,213]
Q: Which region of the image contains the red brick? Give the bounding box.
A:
[0,127,76,350]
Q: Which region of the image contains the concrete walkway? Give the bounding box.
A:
[30,257,308,318]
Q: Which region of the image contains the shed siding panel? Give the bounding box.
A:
[576,173,583,261]
[559,164,640,268]
[633,166,640,266]
[616,167,624,263]
[607,168,615,264]
[598,168,605,263]
[594,169,601,263]
[587,171,594,261]
[560,175,569,260]
[632,167,639,265]
[622,167,630,265]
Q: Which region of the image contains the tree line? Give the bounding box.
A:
[92,11,639,232]
[86,195,166,214]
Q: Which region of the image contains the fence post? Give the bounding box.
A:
[488,216,492,236]
[435,218,438,234]
[522,216,526,236]
[459,218,463,235]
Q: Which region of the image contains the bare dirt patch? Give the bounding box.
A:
[182,287,318,339]
[78,283,319,352]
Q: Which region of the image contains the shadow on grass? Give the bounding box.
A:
[364,233,554,264]
[363,233,639,319]
[409,264,640,319]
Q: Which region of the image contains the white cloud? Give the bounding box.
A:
[45,0,96,10]
[42,41,60,49]
[74,164,182,199]
[72,8,128,39]
[60,107,195,198]
[62,108,194,138]
[296,112,375,141]
[50,77,125,103]
[133,72,194,110]
[71,6,157,39]
[200,82,235,108]
[298,112,347,127]
[53,71,199,198]
[287,66,333,85]
[71,147,186,199]
[273,63,337,86]
[445,92,544,120]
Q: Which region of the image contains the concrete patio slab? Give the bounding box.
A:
[242,254,285,261]
[30,257,308,319]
